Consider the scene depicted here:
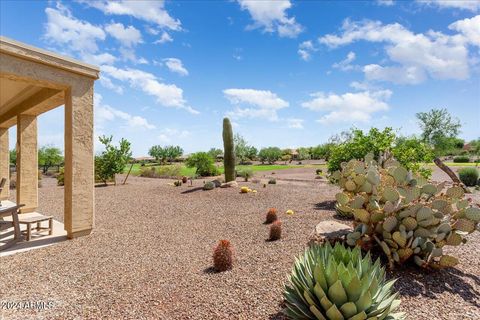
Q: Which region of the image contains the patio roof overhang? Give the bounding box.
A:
[0,36,99,239]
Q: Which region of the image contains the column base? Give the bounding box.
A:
[67,228,92,239]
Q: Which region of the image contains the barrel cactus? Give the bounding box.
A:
[284,243,404,320]
[332,154,480,269]
[223,117,235,182]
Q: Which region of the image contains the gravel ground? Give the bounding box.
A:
[1,170,479,320]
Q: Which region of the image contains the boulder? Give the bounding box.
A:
[220,181,238,188]
[308,220,352,246]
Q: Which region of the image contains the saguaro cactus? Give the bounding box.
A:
[223,117,235,182]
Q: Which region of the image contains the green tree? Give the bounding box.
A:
[9,149,16,165]
[185,152,218,177]
[208,148,223,160]
[234,134,256,164]
[164,145,183,163]
[38,146,64,174]
[95,135,132,185]
[393,137,434,178]
[296,147,311,161]
[258,147,282,164]
[416,108,461,155]
[148,145,167,164]
[328,128,396,172]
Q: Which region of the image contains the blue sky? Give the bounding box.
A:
[1,0,479,156]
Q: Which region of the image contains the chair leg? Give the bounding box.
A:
[49,218,53,236]
[37,221,41,231]
[26,223,31,241]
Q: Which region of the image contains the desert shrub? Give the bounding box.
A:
[56,167,65,186]
[156,164,182,178]
[268,178,276,185]
[284,243,404,320]
[237,167,253,181]
[265,208,278,224]
[453,156,470,163]
[203,181,215,190]
[332,154,480,269]
[316,168,322,175]
[213,240,234,272]
[186,152,218,177]
[139,167,158,178]
[458,167,479,186]
[269,220,282,241]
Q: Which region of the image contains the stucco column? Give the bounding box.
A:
[64,81,95,239]
[0,128,9,200]
[16,114,38,212]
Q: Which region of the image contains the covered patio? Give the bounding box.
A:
[0,36,99,251]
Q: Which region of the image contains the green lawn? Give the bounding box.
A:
[125,162,325,177]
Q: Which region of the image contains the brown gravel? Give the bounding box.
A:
[1,169,479,320]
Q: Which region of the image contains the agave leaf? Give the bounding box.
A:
[340,302,357,319]
[355,290,372,312]
[314,263,328,292]
[320,296,334,312]
[310,305,327,320]
[328,280,349,307]
[326,304,345,320]
[345,274,362,302]
[348,311,368,320]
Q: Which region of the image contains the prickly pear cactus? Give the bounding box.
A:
[332,154,480,269]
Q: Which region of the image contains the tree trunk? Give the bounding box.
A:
[123,163,134,185]
[433,157,470,193]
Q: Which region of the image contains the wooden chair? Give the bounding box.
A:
[0,204,24,250]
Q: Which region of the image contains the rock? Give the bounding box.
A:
[220,181,238,188]
[308,220,352,246]
[211,179,222,188]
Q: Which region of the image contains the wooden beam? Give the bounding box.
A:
[0,88,61,125]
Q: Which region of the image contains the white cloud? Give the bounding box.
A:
[79,0,182,30]
[101,65,199,114]
[319,18,473,83]
[237,0,303,38]
[82,52,117,65]
[417,0,480,12]
[99,76,124,94]
[298,40,317,61]
[163,58,189,76]
[286,118,304,129]
[154,31,173,44]
[44,3,105,54]
[332,51,357,71]
[449,15,480,46]
[302,90,392,124]
[158,128,190,143]
[95,93,155,130]
[376,0,395,6]
[224,88,289,121]
[105,22,143,47]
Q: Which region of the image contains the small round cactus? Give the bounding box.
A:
[269,220,282,241]
[265,208,278,224]
[213,240,234,272]
[203,181,215,190]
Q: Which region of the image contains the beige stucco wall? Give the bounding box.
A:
[0,127,9,199]
[16,114,38,213]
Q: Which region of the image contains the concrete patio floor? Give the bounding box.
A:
[0,200,67,257]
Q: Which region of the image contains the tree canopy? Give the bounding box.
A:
[95,135,132,185]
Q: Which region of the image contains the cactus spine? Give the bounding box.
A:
[223,117,235,182]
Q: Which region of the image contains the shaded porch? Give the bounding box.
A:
[0,36,99,251]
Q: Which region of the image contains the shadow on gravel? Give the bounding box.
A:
[203,266,220,274]
[393,266,480,308]
[268,311,285,320]
[181,187,204,194]
[314,200,335,211]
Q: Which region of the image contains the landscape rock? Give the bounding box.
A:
[220,181,238,188]
[211,179,222,188]
[308,220,352,246]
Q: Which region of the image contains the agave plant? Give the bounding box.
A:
[284,243,404,320]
